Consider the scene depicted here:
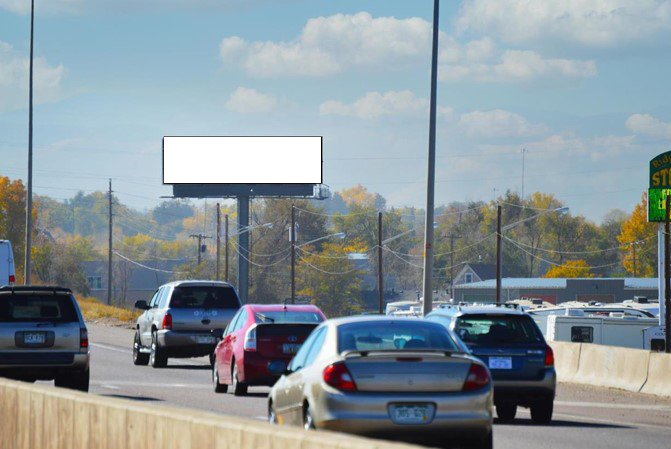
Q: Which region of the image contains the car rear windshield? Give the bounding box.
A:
[254,311,324,324]
[169,286,240,309]
[455,314,544,345]
[338,320,461,352]
[0,294,79,323]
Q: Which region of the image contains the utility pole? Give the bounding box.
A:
[216,203,221,281]
[448,234,457,299]
[189,233,211,266]
[665,195,670,354]
[496,204,502,305]
[422,0,440,317]
[237,197,249,303]
[107,179,113,305]
[521,148,527,199]
[24,0,35,285]
[225,214,229,282]
[378,212,383,314]
[291,204,296,304]
[632,241,637,278]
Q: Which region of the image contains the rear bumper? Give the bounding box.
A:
[315,387,493,442]
[0,352,89,380]
[492,368,556,405]
[157,330,217,357]
[242,352,291,386]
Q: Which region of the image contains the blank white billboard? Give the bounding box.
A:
[163,136,322,184]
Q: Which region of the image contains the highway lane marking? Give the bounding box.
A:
[90,342,209,366]
[555,400,671,411]
[516,409,671,432]
[91,380,211,389]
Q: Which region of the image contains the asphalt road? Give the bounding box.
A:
[81,324,671,449]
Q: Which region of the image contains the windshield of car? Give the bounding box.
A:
[337,320,461,353]
[0,294,79,323]
[455,314,544,345]
[254,311,324,324]
[169,286,240,309]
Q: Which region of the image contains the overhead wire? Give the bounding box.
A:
[113,250,188,274]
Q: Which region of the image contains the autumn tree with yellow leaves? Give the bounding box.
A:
[543,259,594,278]
[617,193,657,277]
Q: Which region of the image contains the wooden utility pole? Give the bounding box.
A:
[633,242,637,278]
[189,234,211,265]
[665,195,670,354]
[496,204,502,305]
[378,212,383,314]
[291,205,296,304]
[225,215,229,282]
[216,203,221,280]
[107,179,113,305]
[448,234,457,299]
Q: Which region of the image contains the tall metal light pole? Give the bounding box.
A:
[291,204,296,304]
[24,0,35,285]
[422,0,440,316]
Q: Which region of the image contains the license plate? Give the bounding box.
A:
[389,404,434,425]
[282,343,301,354]
[195,336,215,344]
[489,356,512,369]
[24,333,46,344]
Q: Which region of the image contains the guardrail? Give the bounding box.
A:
[549,342,671,397]
[0,378,422,449]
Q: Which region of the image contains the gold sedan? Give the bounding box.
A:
[268,316,493,449]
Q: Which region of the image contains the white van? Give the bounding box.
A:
[0,240,16,286]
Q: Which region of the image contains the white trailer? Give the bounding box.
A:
[0,240,15,286]
[545,314,659,349]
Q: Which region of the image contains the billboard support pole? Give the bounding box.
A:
[238,196,249,303]
[291,204,296,304]
[666,195,670,353]
[658,223,665,328]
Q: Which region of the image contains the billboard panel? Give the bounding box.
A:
[163,136,322,184]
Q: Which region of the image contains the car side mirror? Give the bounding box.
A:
[134,300,150,310]
[211,328,224,340]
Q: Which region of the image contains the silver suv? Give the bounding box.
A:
[133,281,241,368]
[0,286,90,391]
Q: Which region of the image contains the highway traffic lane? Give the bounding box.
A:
[86,324,671,448]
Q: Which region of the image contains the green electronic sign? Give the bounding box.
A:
[649,151,671,222]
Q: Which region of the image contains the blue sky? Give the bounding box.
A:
[1,0,671,221]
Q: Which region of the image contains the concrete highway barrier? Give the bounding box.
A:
[548,342,581,383]
[640,352,671,398]
[0,378,422,449]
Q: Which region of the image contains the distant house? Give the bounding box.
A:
[82,259,190,305]
[453,263,512,286]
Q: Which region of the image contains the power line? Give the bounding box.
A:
[113,251,187,274]
[502,234,655,255]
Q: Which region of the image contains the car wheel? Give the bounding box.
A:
[268,401,278,424]
[231,360,247,396]
[496,402,517,422]
[212,357,228,393]
[530,398,553,424]
[150,331,167,368]
[303,404,316,430]
[133,331,149,366]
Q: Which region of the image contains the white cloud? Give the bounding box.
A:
[224,87,277,114]
[456,0,671,47]
[220,12,432,77]
[625,114,671,139]
[0,41,65,112]
[320,90,428,120]
[458,109,548,138]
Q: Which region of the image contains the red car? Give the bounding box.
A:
[212,304,326,396]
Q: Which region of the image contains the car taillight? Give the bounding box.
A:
[463,363,490,391]
[162,313,173,330]
[243,326,257,352]
[323,362,357,391]
[545,345,554,367]
[80,328,88,349]
[8,274,15,284]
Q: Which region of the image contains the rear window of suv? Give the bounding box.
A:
[169,286,240,309]
[0,294,79,323]
[455,314,544,345]
[338,320,461,352]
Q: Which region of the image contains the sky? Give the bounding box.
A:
[1,0,671,222]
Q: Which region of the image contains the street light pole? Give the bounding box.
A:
[496,204,502,305]
[422,0,440,317]
[291,204,296,304]
[24,0,35,285]
[378,212,383,314]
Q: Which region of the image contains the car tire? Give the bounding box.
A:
[231,360,247,396]
[268,401,278,424]
[150,331,168,368]
[212,357,228,393]
[133,331,150,366]
[530,398,553,424]
[55,368,89,392]
[303,404,316,430]
[496,402,517,422]
[471,431,493,449]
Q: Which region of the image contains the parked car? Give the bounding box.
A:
[0,285,89,391]
[0,240,16,286]
[212,304,325,396]
[427,304,556,423]
[268,316,493,449]
[133,281,241,368]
